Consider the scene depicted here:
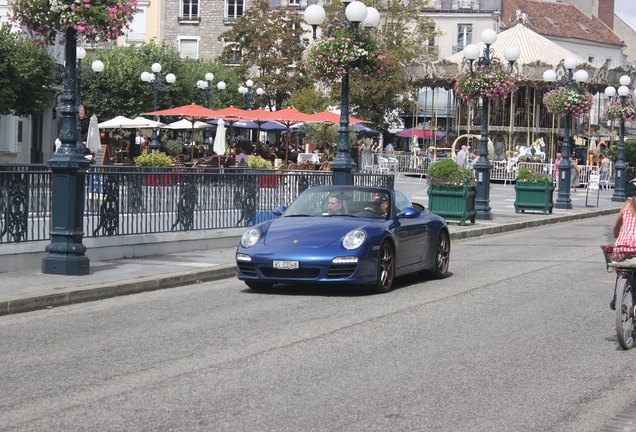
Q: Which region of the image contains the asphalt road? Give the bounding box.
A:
[1,214,635,431]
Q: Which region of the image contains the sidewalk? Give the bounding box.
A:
[0,181,622,316]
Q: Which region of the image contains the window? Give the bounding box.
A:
[16,121,23,143]
[544,16,558,26]
[457,24,472,48]
[226,0,244,20]
[605,58,614,68]
[576,22,589,33]
[178,37,199,59]
[181,0,199,20]
[587,56,595,65]
[459,0,471,7]
[288,0,300,5]
[127,4,147,43]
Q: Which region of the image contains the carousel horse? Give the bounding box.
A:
[531,137,546,162]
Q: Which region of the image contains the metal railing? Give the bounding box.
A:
[0,165,395,244]
[359,151,614,187]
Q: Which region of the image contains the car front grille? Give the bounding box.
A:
[327,264,357,279]
[260,268,321,279]
[237,262,258,277]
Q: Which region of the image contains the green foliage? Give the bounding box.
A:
[517,167,551,183]
[426,158,476,187]
[247,155,273,169]
[218,0,308,110]
[165,140,182,157]
[0,23,56,117]
[81,41,241,134]
[320,0,440,132]
[297,122,356,149]
[135,150,173,167]
[287,87,329,114]
[608,140,636,167]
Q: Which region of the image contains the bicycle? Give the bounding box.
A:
[601,245,636,350]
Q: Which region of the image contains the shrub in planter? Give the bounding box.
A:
[135,150,173,167]
[514,167,554,214]
[427,158,476,187]
[427,159,476,225]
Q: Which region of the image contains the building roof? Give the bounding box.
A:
[445,23,586,68]
[500,0,624,47]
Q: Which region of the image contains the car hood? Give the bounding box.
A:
[263,217,375,247]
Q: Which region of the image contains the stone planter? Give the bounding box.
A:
[427,184,476,225]
[514,181,554,214]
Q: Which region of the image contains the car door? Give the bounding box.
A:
[393,191,428,268]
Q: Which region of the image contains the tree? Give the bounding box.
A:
[286,87,329,113]
[0,23,56,117]
[217,0,309,110]
[79,41,242,131]
[320,0,440,132]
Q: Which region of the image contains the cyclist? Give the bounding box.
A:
[612,178,636,264]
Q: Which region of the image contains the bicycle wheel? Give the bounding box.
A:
[616,276,636,350]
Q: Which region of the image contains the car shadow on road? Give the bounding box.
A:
[240,272,453,297]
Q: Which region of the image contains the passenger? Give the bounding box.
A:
[360,192,389,218]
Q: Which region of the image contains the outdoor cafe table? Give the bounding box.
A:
[297,153,320,163]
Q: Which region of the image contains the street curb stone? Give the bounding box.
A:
[0,264,237,316]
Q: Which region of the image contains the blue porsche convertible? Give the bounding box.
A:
[236,185,450,293]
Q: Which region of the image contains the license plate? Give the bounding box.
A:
[273,260,299,269]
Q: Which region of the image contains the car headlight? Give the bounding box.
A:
[342,229,366,250]
[241,228,261,248]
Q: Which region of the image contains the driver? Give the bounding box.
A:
[327,195,344,215]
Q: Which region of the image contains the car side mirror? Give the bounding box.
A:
[396,207,420,219]
[273,205,286,217]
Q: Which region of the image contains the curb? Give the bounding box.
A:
[0,264,237,316]
[0,208,620,316]
[449,207,619,240]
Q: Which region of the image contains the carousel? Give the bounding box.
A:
[401,23,636,166]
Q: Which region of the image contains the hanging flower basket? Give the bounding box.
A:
[454,60,517,103]
[8,0,138,43]
[604,98,636,122]
[542,87,593,117]
[302,11,387,82]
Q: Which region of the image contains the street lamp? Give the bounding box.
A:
[197,73,226,145]
[303,0,380,185]
[75,47,103,146]
[462,29,519,220]
[543,57,589,210]
[605,75,636,202]
[238,79,264,110]
[140,63,176,151]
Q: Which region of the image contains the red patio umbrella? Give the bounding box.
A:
[304,111,368,151]
[255,108,315,165]
[305,111,367,125]
[144,103,222,159]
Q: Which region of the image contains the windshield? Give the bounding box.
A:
[283,187,394,219]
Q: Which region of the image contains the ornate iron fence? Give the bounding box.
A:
[0,165,395,243]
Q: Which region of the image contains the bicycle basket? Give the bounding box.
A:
[601,245,636,269]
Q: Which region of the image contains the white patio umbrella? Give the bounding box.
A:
[87,114,101,152]
[213,118,226,155]
[164,119,214,130]
[98,115,136,129]
[129,117,167,128]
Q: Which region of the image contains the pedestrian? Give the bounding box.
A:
[600,154,611,187]
[553,153,562,183]
[570,154,580,192]
[455,145,468,167]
